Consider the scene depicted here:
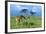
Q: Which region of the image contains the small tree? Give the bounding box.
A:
[30,6,36,16]
[30,11,36,16]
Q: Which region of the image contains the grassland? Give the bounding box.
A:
[10,16,42,29]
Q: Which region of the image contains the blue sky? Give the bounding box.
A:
[10,4,42,16]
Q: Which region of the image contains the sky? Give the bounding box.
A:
[10,4,42,16]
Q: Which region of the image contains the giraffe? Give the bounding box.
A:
[16,16,25,25]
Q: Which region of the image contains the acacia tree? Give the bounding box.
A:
[30,12,35,15]
[30,11,36,16]
[20,9,28,16]
[30,6,36,16]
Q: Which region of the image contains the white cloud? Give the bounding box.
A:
[16,5,21,7]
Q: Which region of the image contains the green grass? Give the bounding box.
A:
[10,16,42,29]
